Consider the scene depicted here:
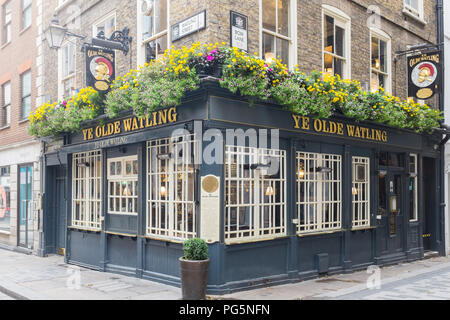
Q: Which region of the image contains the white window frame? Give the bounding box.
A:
[92,11,116,39]
[58,41,76,100]
[403,0,424,21]
[225,145,287,243]
[322,5,351,79]
[107,156,139,216]
[146,134,197,240]
[370,28,392,93]
[22,0,32,31]
[409,154,418,222]
[2,81,10,127]
[2,1,11,45]
[352,157,371,229]
[72,150,103,231]
[296,152,342,234]
[259,0,297,69]
[137,0,170,65]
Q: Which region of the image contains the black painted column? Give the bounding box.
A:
[343,145,352,271]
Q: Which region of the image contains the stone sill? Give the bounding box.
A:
[402,9,427,26]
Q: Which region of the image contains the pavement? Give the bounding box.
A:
[1,247,450,300]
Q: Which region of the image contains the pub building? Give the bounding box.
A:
[42,78,442,294]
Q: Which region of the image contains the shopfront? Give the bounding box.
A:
[43,79,443,294]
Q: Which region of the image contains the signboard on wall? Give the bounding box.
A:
[230,11,248,52]
[85,46,115,92]
[171,10,206,42]
[407,51,441,100]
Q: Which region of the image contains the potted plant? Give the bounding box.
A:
[179,238,210,300]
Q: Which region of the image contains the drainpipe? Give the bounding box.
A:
[436,0,446,255]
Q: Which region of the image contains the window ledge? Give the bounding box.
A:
[18,118,29,124]
[68,226,101,233]
[297,229,344,237]
[141,235,184,244]
[0,125,10,131]
[225,235,289,246]
[1,41,11,50]
[0,230,11,236]
[351,226,376,231]
[402,9,427,26]
[55,0,74,14]
[105,231,137,238]
[19,25,31,36]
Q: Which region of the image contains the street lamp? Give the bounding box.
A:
[44,14,85,49]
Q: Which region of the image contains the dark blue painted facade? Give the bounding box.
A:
[43,79,443,294]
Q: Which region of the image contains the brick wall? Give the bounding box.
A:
[0,0,38,148]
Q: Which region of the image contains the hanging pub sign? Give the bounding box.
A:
[85,46,115,92]
[171,10,206,42]
[230,11,248,52]
[407,50,441,100]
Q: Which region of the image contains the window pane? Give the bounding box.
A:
[262,32,275,63]
[3,82,10,105]
[155,0,167,34]
[371,37,379,70]
[23,6,32,29]
[324,53,333,77]
[142,15,153,41]
[379,39,386,73]
[277,0,289,36]
[276,37,289,66]
[334,57,343,78]
[0,166,11,232]
[324,15,334,52]
[262,0,276,32]
[145,34,167,62]
[22,72,31,96]
[371,72,379,92]
[335,25,344,57]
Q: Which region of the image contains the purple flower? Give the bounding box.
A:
[62,101,67,106]
[207,55,214,61]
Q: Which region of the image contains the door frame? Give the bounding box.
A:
[17,163,33,249]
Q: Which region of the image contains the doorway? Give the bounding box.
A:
[18,165,33,249]
[378,170,404,254]
[55,167,67,255]
[423,157,437,252]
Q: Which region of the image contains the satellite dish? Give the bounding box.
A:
[142,0,154,16]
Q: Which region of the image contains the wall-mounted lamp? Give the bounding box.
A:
[265,186,275,197]
[352,187,358,196]
[44,14,86,49]
[160,186,167,197]
[298,169,305,179]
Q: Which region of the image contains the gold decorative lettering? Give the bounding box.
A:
[123,118,133,132]
[168,107,177,123]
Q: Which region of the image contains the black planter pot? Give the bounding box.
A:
[179,257,210,300]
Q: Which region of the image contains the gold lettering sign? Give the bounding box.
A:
[292,114,388,143]
[83,107,178,141]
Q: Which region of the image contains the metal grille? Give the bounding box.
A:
[146,134,197,240]
[72,150,102,230]
[352,157,370,228]
[225,145,286,243]
[108,156,138,216]
[296,152,342,233]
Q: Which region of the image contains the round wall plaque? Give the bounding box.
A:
[202,175,219,194]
